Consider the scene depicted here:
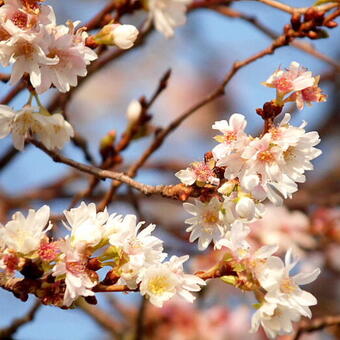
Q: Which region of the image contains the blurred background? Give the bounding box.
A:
[0,0,339,339]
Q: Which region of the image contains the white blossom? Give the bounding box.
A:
[184,197,228,250]
[139,255,205,307]
[1,205,51,254]
[147,0,192,38]
[63,202,109,250]
[0,105,74,151]
[257,249,320,318]
[251,302,301,338]
[108,215,166,289]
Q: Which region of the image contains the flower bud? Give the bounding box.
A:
[235,196,255,220]
[218,181,236,196]
[126,99,142,124]
[94,24,139,49]
[112,24,139,49]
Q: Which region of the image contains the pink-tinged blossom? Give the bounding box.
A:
[1,205,51,255]
[242,133,282,183]
[0,28,58,87]
[250,205,316,256]
[0,0,55,30]
[35,22,97,93]
[52,238,96,307]
[263,61,314,95]
[293,76,327,110]
[38,241,61,262]
[175,161,219,186]
[212,113,248,160]
[0,2,96,93]
[263,62,326,110]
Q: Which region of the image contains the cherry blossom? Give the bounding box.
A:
[0,205,51,255]
[146,0,192,38]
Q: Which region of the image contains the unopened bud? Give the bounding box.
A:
[325,21,338,29]
[218,181,236,196]
[126,99,142,124]
[290,12,301,31]
[94,24,139,49]
[235,196,255,220]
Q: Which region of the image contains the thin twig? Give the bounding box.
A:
[254,0,339,14]
[0,300,41,340]
[215,6,340,71]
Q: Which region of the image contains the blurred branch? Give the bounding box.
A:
[0,73,10,82]
[290,314,340,340]
[134,298,147,340]
[0,300,41,340]
[78,299,122,338]
[0,146,20,171]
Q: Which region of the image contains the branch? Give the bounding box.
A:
[291,314,340,340]
[255,0,339,14]
[214,6,340,71]
[30,139,196,200]
[0,300,41,339]
[77,299,122,337]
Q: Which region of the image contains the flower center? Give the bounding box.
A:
[283,146,296,161]
[203,211,218,225]
[148,275,171,295]
[14,41,35,58]
[273,77,293,93]
[258,150,275,163]
[66,261,86,275]
[11,11,29,29]
[280,277,296,294]
[224,131,237,143]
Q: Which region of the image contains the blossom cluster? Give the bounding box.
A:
[0,0,97,93]
[263,61,327,110]
[173,62,326,337]
[217,225,320,338]
[178,112,321,250]
[0,0,140,94]
[0,202,205,308]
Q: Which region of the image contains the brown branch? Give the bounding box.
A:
[0,300,41,339]
[0,145,20,171]
[77,299,122,337]
[214,6,340,71]
[0,73,10,82]
[30,139,197,200]
[291,314,340,340]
